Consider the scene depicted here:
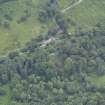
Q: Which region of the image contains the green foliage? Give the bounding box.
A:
[0,0,105,105]
[0,22,104,104]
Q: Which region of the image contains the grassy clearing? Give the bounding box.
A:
[89,75,105,87]
[63,0,105,28]
[0,85,11,105]
[59,0,75,9]
[0,0,48,56]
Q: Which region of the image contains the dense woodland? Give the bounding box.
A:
[0,0,105,105]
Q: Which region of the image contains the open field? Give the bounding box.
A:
[0,0,49,55]
[0,85,11,105]
[0,0,105,56]
[63,0,105,28]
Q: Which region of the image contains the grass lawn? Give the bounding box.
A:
[89,75,105,87]
[0,85,11,105]
[63,0,105,28]
[0,0,48,56]
[59,0,75,9]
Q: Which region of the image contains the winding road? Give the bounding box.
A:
[61,0,83,13]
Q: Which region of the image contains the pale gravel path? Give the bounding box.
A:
[61,0,83,13]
